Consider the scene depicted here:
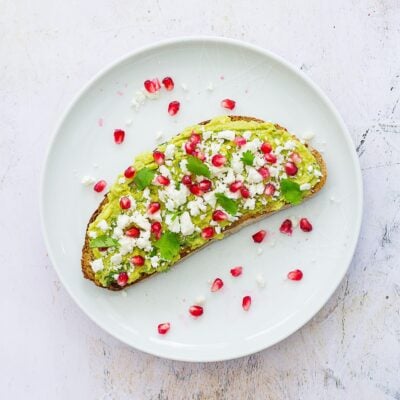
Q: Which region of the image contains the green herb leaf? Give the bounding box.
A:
[89,235,119,248]
[133,167,155,190]
[215,193,238,216]
[280,179,303,205]
[187,156,211,178]
[241,150,255,166]
[154,231,181,261]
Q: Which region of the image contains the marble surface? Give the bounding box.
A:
[1,1,399,399]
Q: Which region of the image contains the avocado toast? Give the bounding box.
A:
[82,115,327,290]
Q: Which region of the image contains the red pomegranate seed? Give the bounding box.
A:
[211,278,224,292]
[257,167,270,179]
[221,98,236,110]
[144,79,160,93]
[193,150,206,161]
[189,133,201,145]
[113,129,125,144]
[234,136,246,147]
[229,180,243,193]
[181,175,192,185]
[287,269,303,281]
[190,184,203,196]
[168,101,180,116]
[93,180,106,193]
[119,196,131,209]
[156,175,170,186]
[264,152,277,163]
[184,141,196,155]
[117,272,128,286]
[252,230,266,243]
[124,166,135,179]
[260,142,272,154]
[189,305,204,317]
[162,76,174,91]
[299,218,313,232]
[212,210,228,222]
[199,179,212,192]
[290,152,302,164]
[284,162,298,176]
[264,183,276,196]
[279,219,293,235]
[242,296,252,311]
[153,151,165,165]
[157,322,171,335]
[201,226,215,239]
[211,154,226,167]
[151,221,162,239]
[125,227,140,238]
[230,266,243,277]
[148,202,160,214]
[240,187,250,198]
[131,255,145,266]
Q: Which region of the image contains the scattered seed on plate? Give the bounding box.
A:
[211,278,224,292]
[189,305,204,317]
[287,269,303,281]
[299,218,313,232]
[279,219,293,235]
[242,296,252,311]
[93,180,106,193]
[221,98,236,110]
[252,230,266,243]
[158,322,171,335]
[113,129,125,144]
[168,101,180,116]
[230,266,243,277]
[162,76,174,91]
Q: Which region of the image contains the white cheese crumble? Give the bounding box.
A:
[284,140,296,150]
[130,212,151,230]
[256,274,266,288]
[180,212,195,236]
[206,82,214,91]
[195,295,206,305]
[117,215,130,229]
[118,237,135,255]
[246,167,263,183]
[302,131,315,141]
[112,227,123,239]
[150,256,160,268]
[165,144,175,159]
[159,165,171,178]
[91,259,104,272]
[243,131,252,140]
[155,131,164,142]
[88,231,97,239]
[243,198,256,210]
[203,130,212,140]
[97,220,109,232]
[203,191,216,207]
[179,159,189,174]
[81,175,96,186]
[300,183,311,191]
[118,177,126,184]
[217,130,235,141]
[110,253,122,265]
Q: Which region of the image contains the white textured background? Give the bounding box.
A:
[1,1,399,399]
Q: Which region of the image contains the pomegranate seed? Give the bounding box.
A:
[113,129,125,144]
[211,154,226,167]
[234,136,246,147]
[221,98,236,110]
[153,151,165,165]
[260,142,272,154]
[230,266,243,277]
[201,226,215,239]
[240,187,250,198]
[189,133,201,145]
[151,221,162,239]
[124,166,135,179]
[117,272,128,286]
[184,141,196,155]
[148,202,161,214]
[287,269,303,281]
[119,196,131,209]
[157,322,171,335]
[193,150,206,161]
[131,255,145,266]
[284,162,298,176]
[156,175,170,186]
[279,219,293,235]
[252,230,266,243]
[242,296,252,311]
[125,227,140,238]
[98,247,108,252]
[299,218,313,232]
[229,180,243,193]
[168,101,180,116]
[144,79,160,93]
[264,152,277,163]
[181,175,192,186]
[162,76,174,91]
[264,183,276,196]
[93,180,106,193]
[290,152,302,164]
[211,278,224,292]
[190,184,203,196]
[199,179,212,192]
[189,305,204,317]
[257,167,270,179]
[212,210,228,222]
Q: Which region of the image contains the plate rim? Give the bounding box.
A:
[40,36,363,362]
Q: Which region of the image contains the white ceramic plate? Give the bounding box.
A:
[41,37,362,362]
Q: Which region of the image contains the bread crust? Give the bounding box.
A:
[81,116,327,290]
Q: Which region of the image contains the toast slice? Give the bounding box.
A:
[82,116,326,290]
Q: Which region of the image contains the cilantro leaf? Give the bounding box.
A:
[215,193,238,216]
[154,231,181,261]
[187,156,211,178]
[89,236,119,248]
[280,179,303,205]
[241,150,255,166]
[133,167,155,190]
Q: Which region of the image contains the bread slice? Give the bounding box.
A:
[82,116,327,290]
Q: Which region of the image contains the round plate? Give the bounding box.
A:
[41,37,362,362]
